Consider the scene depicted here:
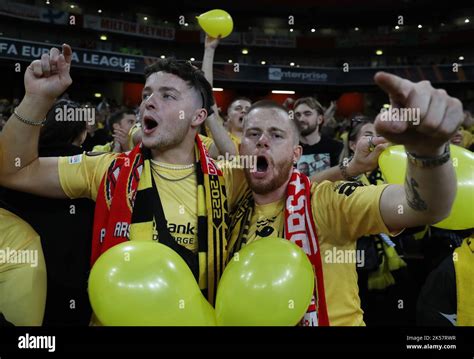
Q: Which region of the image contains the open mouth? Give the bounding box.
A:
[143,116,158,134]
[250,155,271,179]
[256,156,269,173]
[452,136,462,144]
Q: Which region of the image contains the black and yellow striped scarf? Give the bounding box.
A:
[91,135,228,304]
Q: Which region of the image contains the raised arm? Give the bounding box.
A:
[0,44,73,198]
[206,104,237,158]
[374,72,462,232]
[201,35,220,87]
[200,35,236,157]
[324,100,337,122]
[310,135,388,183]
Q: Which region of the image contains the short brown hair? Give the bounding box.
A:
[144,58,214,115]
[293,97,324,116]
[245,100,300,144]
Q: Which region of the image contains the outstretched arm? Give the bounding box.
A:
[375,72,462,232]
[0,44,73,198]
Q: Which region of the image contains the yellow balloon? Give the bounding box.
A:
[88,241,216,326]
[379,144,474,230]
[216,237,314,326]
[197,9,233,38]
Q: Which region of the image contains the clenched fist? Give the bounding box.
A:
[24,44,73,103]
[374,72,463,156]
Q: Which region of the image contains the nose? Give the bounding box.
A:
[143,93,157,110]
[256,133,270,148]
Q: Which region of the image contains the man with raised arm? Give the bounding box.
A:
[0,44,241,307]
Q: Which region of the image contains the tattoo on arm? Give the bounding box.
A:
[405,175,428,211]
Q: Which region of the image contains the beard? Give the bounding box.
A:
[245,158,294,195]
[299,121,318,136]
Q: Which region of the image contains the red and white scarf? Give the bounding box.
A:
[284,170,329,326]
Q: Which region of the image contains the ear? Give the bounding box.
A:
[292,144,303,164]
[190,108,207,128]
[318,114,324,125]
[349,140,357,152]
[112,123,120,130]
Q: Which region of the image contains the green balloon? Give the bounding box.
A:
[216,237,314,326]
[88,241,216,326]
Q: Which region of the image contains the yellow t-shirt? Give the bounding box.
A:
[200,133,240,155]
[58,152,243,253]
[202,127,241,154]
[229,132,241,151]
[240,180,391,326]
[92,141,113,153]
[200,135,215,153]
[0,208,47,326]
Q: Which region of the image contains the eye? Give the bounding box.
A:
[142,93,151,100]
[163,93,176,100]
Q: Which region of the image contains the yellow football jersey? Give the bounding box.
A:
[0,208,46,325]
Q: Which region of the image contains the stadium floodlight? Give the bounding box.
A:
[272,90,295,94]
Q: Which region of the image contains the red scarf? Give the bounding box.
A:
[91,143,143,266]
[284,170,330,326]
